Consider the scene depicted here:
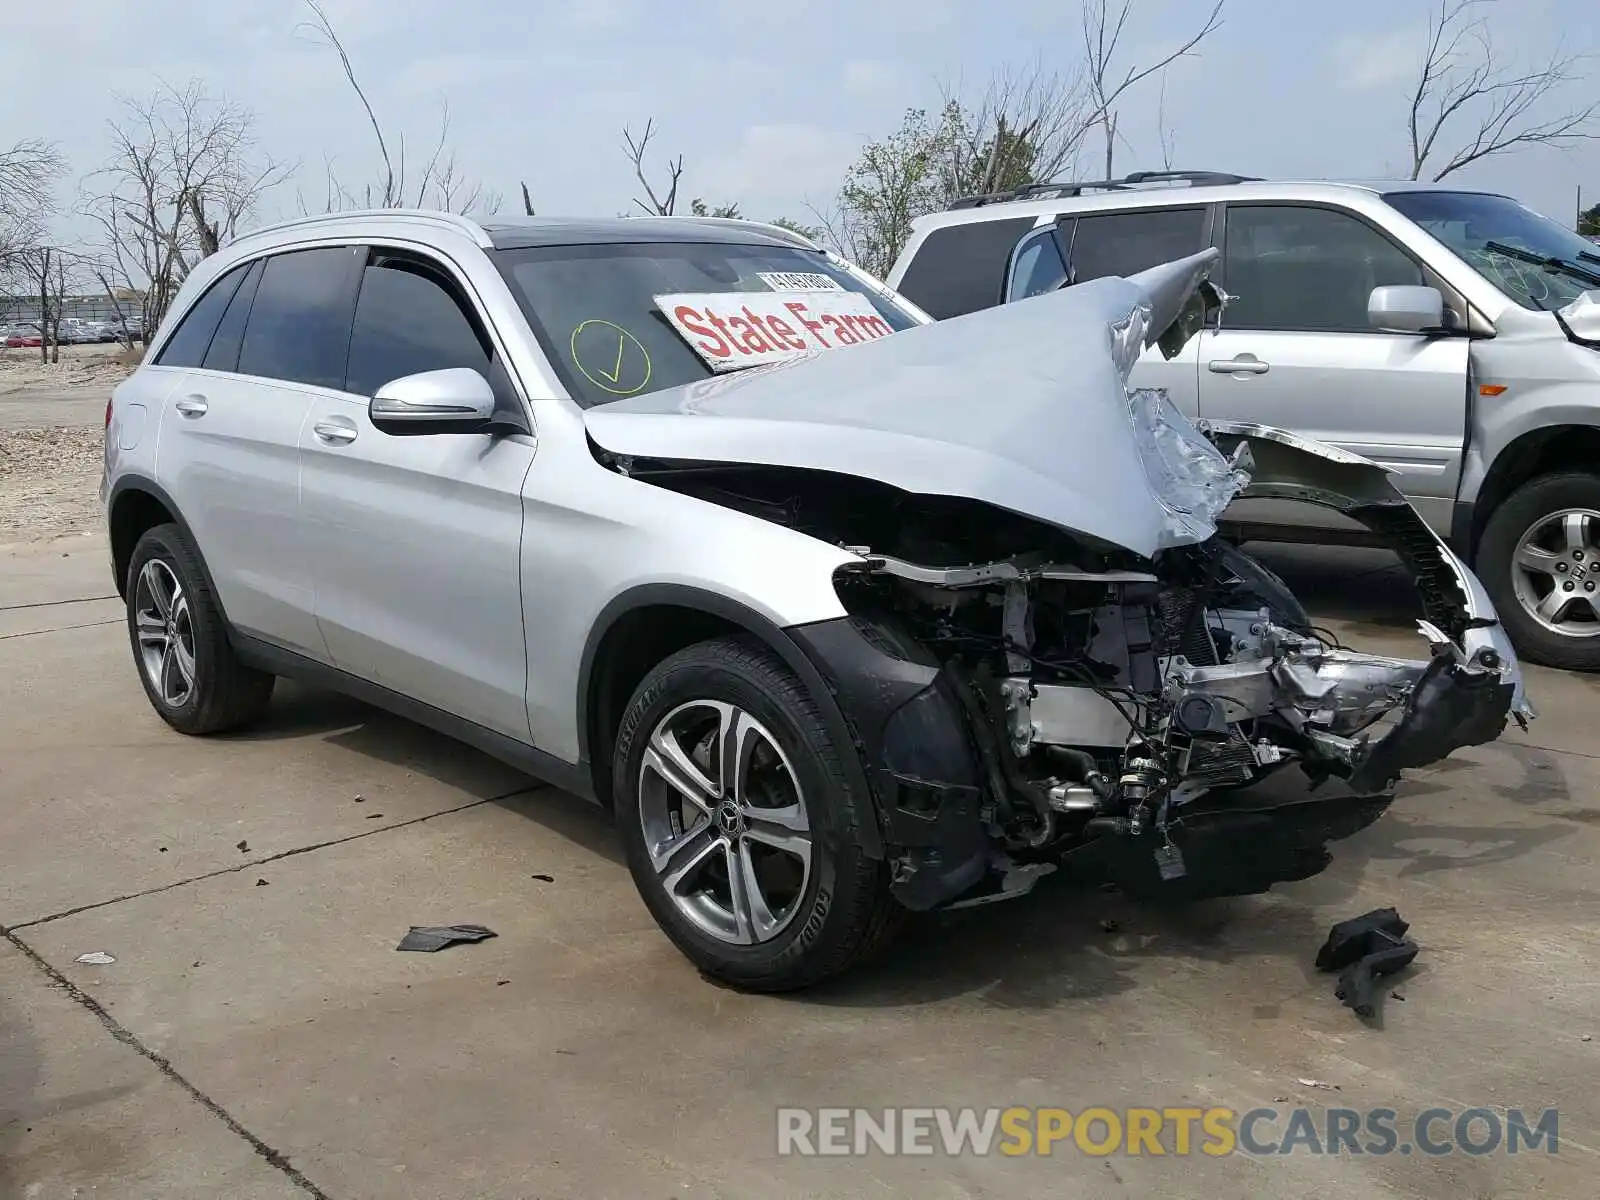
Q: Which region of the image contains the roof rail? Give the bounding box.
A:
[947,170,1260,210]
[238,208,494,248]
[637,214,820,249]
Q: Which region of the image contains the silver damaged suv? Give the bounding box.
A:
[105,212,1531,990]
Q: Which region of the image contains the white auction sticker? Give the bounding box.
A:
[756,271,843,292]
[656,290,896,372]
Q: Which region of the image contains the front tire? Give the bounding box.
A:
[613,636,900,991]
[126,523,275,734]
[1477,473,1600,671]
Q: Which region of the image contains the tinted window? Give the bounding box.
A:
[237,247,360,388]
[897,216,1036,319]
[1222,205,1424,332]
[1007,226,1070,300]
[154,264,249,368]
[201,259,262,373]
[1067,208,1206,284]
[345,256,495,397]
[497,241,919,408]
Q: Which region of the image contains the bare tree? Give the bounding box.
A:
[1082,0,1225,178]
[935,62,1093,199]
[1406,0,1598,181]
[297,0,500,214]
[1155,73,1178,172]
[0,139,65,266]
[620,118,744,218]
[8,246,83,363]
[817,63,1094,273]
[80,81,289,340]
[622,119,685,215]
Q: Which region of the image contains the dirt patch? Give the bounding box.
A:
[0,345,136,395]
[0,427,103,544]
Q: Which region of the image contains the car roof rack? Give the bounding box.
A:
[947,170,1261,210]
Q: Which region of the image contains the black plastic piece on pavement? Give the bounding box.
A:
[1315,907,1419,1018]
[396,924,498,953]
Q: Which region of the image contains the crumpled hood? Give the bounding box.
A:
[583,250,1241,559]
[1558,290,1600,342]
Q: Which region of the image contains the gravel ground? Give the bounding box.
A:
[0,426,105,546]
[0,344,135,394]
[0,346,130,544]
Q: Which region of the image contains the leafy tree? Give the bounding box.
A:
[1580,202,1600,237]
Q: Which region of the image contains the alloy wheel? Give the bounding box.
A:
[637,699,813,946]
[1511,508,1600,638]
[133,558,197,707]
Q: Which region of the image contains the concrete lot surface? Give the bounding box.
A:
[3,535,1597,1198]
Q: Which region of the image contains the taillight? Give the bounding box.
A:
[105,397,113,429]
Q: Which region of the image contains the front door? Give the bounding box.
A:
[297,247,535,742]
[1196,203,1470,534]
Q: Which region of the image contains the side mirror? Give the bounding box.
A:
[369,368,496,436]
[1368,285,1445,335]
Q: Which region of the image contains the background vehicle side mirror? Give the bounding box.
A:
[1368,285,1446,335]
[369,368,496,436]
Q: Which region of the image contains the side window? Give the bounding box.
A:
[896,216,1036,319]
[237,247,361,389]
[1221,205,1425,332]
[154,263,250,368]
[1067,208,1207,284]
[201,258,263,373]
[344,253,502,399]
[1006,226,1070,301]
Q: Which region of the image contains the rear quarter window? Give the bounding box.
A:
[153,264,251,368]
[896,217,1037,319]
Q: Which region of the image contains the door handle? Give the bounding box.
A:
[313,417,359,445]
[174,395,208,417]
[1208,356,1270,375]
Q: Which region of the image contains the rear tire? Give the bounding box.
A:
[125,523,275,734]
[1477,473,1600,671]
[613,636,900,991]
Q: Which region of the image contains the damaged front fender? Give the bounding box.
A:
[1198,421,1534,787]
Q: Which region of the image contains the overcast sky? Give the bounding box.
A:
[6,0,1598,248]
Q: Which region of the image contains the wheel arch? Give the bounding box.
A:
[1467,425,1600,558]
[107,476,229,620]
[577,583,884,857]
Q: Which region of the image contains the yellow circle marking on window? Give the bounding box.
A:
[570,320,653,396]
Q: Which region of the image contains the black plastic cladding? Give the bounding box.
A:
[787,616,990,911]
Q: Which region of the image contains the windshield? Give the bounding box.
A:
[494,240,920,407]
[1385,190,1600,311]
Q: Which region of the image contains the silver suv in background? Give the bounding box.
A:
[888,172,1600,671]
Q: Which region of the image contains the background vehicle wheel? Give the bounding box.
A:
[613,636,901,992]
[126,523,275,734]
[1477,472,1600,671]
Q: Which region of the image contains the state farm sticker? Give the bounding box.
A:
[655,290,896,372]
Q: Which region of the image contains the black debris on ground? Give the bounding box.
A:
[1315,907,1419,1019]
[396,924,497,953]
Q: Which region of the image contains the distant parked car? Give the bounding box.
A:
[3,323,44,348]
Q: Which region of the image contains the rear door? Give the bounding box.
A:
[297,246,535,742]
[1195,203,1470,534]
[154,247,362,657]
[1005,206,1212,418]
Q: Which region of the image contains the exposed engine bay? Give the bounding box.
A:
[606,425,1530,912]
[582,248,1530,912]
